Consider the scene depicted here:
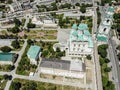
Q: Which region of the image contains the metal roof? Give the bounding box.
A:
[27,45,40,60]
[0,53,15,61]
[40,58,70,70]
[40,58,85,72]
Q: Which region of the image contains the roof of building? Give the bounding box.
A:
[71,30,78,36]
[78,23,88,30]
[70,60,85,72]
[0,53,15,61]
[40,58,70,70]
[27,45,40,59]
[40,58,85,72]
[72,24,78,29]
[103,13,113,19]
[88,37,94,48]
[84,30,90,36]
[77,35,84,41]
[108,6,114,12]
[97,35,108,41]
[70,23,93,47]
[97,6,114,42]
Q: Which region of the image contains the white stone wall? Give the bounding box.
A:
[40,67,85,78]
[0,61,13,65]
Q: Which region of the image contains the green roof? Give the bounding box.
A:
[104,14,113,19]
[78,23,88,30]
[88,37,94,48]
[27,45,41,60]
[77,35,84,41]
[72,24,77,29]
[0,53,15,61]
[84,30,90,35]
[97,36,108,41]
[72,30,78,36]
[108,6,114,12]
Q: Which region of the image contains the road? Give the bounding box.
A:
[108,37,120,90]
[4,39,27,90]
[23,16,29,29]
[92,2,103,90]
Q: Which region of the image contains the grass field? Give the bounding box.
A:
[0,75,7,90]
[10,78,85,90]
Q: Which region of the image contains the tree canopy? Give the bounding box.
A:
[0,46,12,52]
[80,4,86,13]
[10,81,21,90]
[11,40,20,49]
[98,44,108,58]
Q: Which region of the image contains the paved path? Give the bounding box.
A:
[23,17,29,29]
[92,5,103,90]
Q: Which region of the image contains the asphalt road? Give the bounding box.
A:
[108,38,120,90]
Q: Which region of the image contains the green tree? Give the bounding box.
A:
[75,3,80,6]
[80,4,86,13]
[42,50,49,57]
[116,45,120,51]
[27,39,34,45]
[14,18,21,26]
[22,81,37,90]
[99,57,105,65]
[102,76,108,87]
[104,58,110,63]
[7,65,15,70]
[86,55,92,60]
[117,52,120,60]
[56,47,60,52]
[10,81,21,90]
[27,23,36,28]
[98,44,108,58]
[104,67,111,72]
[7,0,13,4]
[3,74,12,80]
[11,40,20,49]
[0,46,12,52]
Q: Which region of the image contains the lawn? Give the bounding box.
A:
[25,30,57,39]
[0,65,13,72]
[0,30,57,40]
[0,75,7,90]
[10,78,85,90]
[101,63,109,79]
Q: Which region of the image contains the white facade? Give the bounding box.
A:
[0,61,13,65]
[27,52,41,65]
[40,68,85,78]
[67,41,93,57]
